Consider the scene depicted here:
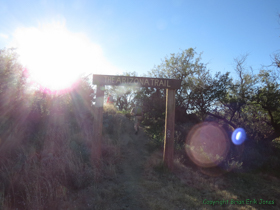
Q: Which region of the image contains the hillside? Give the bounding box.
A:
[61,109,280,210]
[1,106,280,210]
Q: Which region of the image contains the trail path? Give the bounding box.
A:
[104,126,150,210]
[114,130,149,209]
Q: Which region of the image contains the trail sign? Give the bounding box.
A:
[92,74,181,89]
[92,74,181,170]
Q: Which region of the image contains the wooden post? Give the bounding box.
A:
[92,85,104,167]
[163,88,175,170]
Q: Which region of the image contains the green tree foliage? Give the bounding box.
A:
[134,48,214,144]
[0,48,26,122]
[0,48,28,149]
[254,69,280,142]
[209,55,258,128]
[140,48,280,154]
[207,54,280,146]
[138,48,280,174]
[148,48,232,121]
[150,48,208,109]
[148,48,233,121]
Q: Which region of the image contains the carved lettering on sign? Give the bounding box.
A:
[93,75,181,89]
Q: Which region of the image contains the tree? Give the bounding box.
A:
[207,54,258,129]
[254,69,280,142]
[0,48,26,117]
[150,48,204,108]
[149,48,217,118]
[0,48,28,141]
[211,54,280,144]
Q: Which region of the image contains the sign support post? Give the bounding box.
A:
[163,88,175,170]
[92,84,104,167]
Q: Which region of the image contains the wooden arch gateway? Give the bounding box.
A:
[92,74,181,170]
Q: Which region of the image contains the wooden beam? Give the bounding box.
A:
[92,85,104,167]
[93,74,181,89]
[163,88,175,170]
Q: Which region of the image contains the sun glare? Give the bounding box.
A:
[12,22,119,91]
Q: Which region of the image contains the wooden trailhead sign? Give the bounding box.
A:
[92,74,181,170]
[92,74,181,89]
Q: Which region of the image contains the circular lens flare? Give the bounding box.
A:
[185,122,230,168]
[236,132,241,140]
[231,128,246,145]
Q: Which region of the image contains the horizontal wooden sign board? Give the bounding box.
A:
[92,74,181,89]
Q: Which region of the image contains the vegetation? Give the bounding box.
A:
[1,41,280,209]
[0,48,117,209]
[125,48,280,176]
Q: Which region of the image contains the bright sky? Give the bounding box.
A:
[0,0,280,89]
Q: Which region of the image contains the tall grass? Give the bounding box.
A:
[0,115,91,209]
[0,97,123,209]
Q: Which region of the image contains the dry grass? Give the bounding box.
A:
[138,149,280,210]
[1,106,280,209]
[0,106,123,210]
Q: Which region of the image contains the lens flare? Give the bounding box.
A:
[236,132,241,140]
[231,128,246,145]
[185,122,230,168]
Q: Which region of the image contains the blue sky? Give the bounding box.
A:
[1,0,280,81]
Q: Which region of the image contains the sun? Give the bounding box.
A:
[12,22,112,91]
